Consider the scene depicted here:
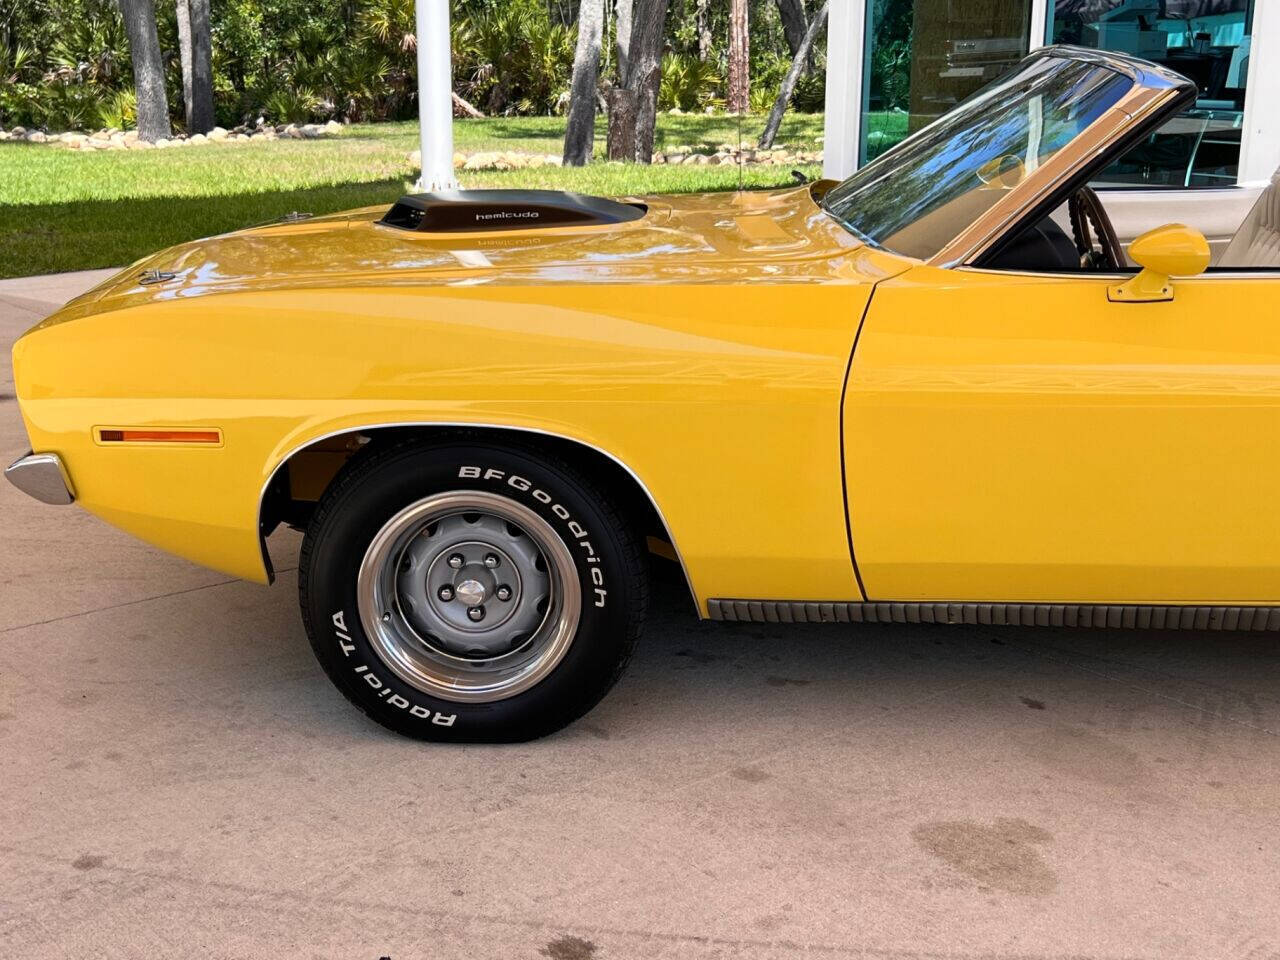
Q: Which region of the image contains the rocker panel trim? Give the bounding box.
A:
[705,599,1280,631]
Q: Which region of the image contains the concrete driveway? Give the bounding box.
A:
[2,271,1278,960]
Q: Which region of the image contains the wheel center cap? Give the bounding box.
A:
[455,579,486,607]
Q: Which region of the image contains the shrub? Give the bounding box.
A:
[97,88,136,130]
[659,55,722,112]
[263,86,323,124]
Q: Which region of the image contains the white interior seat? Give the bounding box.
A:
[1218,169,1280,269]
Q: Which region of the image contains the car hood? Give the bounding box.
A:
[44,184,907,324]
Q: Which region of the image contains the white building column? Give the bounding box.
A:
[1239,0,1280,185]
[415,0,458,191]
[822,0,868,180]
[1027,0,1050,51]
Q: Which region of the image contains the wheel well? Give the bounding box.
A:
[260,425,692,598]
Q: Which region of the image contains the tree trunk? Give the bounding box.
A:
[452,91,485,118]
[695,0,710,61]
[727,0,748,114]
[188,0,214,132]
[563,0,604,166]
[606,0,667,162]
[774,0,808,63]
[606,87,635,160]
[175,0,193,128]
[614,0,631,85]
[758,0,827,149]
[117,0,171,141]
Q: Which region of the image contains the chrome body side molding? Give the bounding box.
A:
[707,599,1280,631]
[5,451,75,505]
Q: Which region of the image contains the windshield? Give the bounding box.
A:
[821,55,1132,261]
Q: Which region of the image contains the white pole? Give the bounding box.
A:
[823,0,866,180]
[415,0,458,191]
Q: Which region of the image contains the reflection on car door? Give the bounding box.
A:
[843,265,1280,605]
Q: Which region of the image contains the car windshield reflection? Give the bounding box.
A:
[821,54,1133,261]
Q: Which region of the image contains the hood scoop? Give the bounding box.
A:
[379,189,647,234]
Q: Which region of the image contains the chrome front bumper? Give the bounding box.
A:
[5,451,75,505]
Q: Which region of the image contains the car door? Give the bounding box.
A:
[842,265,1280,605]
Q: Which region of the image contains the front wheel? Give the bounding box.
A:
[299,439,648,742]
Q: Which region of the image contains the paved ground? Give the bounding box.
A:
[2,271,1279,960]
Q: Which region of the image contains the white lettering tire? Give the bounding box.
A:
[298,439,648,742]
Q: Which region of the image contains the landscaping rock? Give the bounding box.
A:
[25,131,47,143]
[207,126,228,141]
[325,120,343,133]
[11,126,26,136]
[189,132,207,144]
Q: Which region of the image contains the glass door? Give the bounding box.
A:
[861,0,1034,163]
[1050,0,1255,187]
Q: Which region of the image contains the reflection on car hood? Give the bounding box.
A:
[52,185,906,320]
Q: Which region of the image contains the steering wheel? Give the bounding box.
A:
[1068,186,1123,270]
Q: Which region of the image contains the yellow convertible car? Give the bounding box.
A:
[10,47,1280,741]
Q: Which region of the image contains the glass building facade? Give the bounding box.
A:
[828,0,1274,190]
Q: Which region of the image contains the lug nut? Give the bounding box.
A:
[448,554,465,569]
[438,585,454,601]
[484,553,500,568]
[467,606,485,622]
[495,585,512,601]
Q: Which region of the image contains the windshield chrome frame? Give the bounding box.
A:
[836,45,1195,270]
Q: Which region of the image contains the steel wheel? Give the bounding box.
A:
[356,490,582,703]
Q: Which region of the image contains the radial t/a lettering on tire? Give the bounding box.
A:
[299,439,648,742]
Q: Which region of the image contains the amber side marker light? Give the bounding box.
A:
[98,429,222,444]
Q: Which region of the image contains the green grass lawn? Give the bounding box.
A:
[0,113,831,279]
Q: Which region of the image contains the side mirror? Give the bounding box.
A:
[1107,223,1210,303]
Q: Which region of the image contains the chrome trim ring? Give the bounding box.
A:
[357,490,581,703]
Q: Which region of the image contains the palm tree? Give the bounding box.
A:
[564,0,604,166]
[727,0,748,114]
[117,0,170,140]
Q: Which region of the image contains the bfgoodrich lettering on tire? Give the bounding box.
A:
[299,439,648,742]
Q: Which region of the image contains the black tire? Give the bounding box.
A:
[299,438,648,742]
